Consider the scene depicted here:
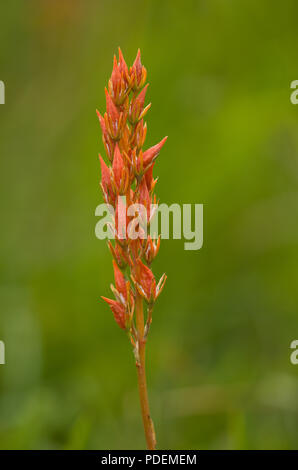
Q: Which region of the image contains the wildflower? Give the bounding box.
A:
[97,49,167,450]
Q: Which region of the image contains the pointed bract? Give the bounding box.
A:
[113,260,127,300]
[96,109,106,133]
[118,47,129,77]
[105,88,119,121]
[135,259,156,302]
[139,176,151,220]
[133,49,142,82]
[145,162,154,191]
[99,155,111,192]
[143,136,168,167]
[102,297,126,329]
[112,144,124,188]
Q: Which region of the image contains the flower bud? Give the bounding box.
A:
[130,49,147,91]
[129,85,151,124]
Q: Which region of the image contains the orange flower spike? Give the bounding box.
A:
[97,49,168,450]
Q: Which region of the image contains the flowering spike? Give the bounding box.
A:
[97,49,167,450]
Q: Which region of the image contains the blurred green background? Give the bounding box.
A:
[1,0,298,450]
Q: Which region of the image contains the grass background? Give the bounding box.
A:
[0,0,298,449]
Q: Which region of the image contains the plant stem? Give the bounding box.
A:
[135,292,156,450]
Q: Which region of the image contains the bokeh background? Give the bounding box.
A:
[0,0,298,450]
